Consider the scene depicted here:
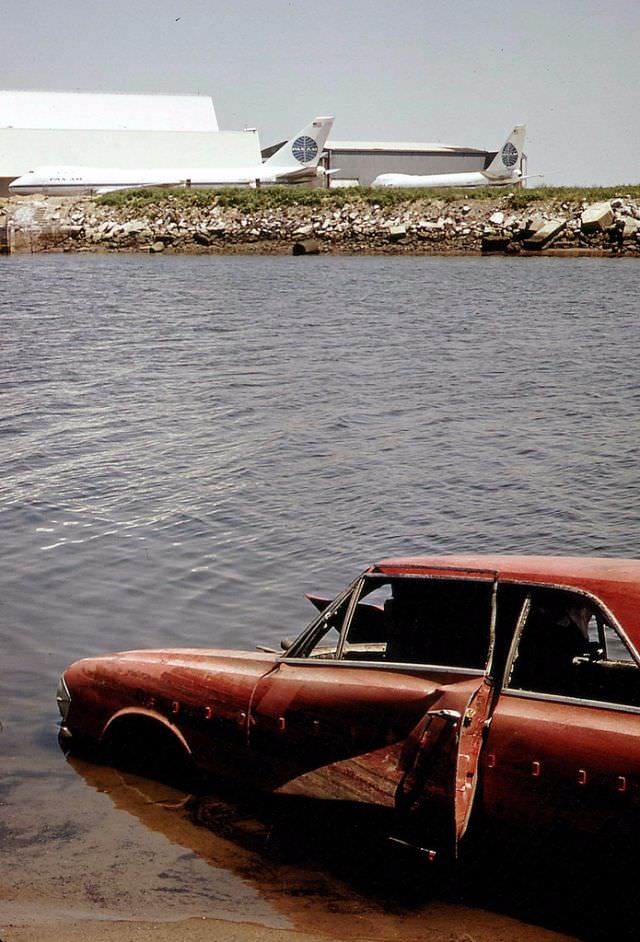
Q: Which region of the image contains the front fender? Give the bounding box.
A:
[101,707,192,754]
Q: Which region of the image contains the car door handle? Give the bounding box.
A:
[427,709,462,722]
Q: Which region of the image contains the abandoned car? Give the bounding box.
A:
[57,555,640,857]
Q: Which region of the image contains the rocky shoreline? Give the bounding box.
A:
[2,191,640,256]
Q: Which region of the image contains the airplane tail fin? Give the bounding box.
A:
[264,116,334,169]
[485,125,526,179]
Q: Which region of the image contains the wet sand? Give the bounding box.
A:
[2,759,579,942]
[6,912,578,942]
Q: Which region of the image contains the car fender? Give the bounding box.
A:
[100,706,192,754]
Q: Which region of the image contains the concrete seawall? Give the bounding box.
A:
[2,193,639,256]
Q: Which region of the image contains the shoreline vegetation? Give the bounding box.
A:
[2,185,640,256]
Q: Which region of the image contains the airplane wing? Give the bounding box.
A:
[94,181,185,195]
[274,166,321,183]
[274,166,339,184]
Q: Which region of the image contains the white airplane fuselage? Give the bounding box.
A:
[9,164,321,196]
[372,125,527,189]
[372,170,520,189]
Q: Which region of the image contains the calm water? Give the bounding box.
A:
[1,253,640,933]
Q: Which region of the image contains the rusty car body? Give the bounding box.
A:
[57,555,640,859]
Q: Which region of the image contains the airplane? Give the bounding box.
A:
[371,125,527,188]
[8,116,334,195]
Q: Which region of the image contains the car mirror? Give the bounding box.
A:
[280,637,294,652]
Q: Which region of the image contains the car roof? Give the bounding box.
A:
[372,555,640,648]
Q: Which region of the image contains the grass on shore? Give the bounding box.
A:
[97,184,640,212]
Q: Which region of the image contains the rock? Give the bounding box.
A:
[387,224,407,241]
[523,218,567,250]
[526,213,546,234]
[292,239,320,255]
[622,217,640,239]
[481,233,511,253]
[489,211,505,225]
[123,220,147,234]
[149,241,165,253]
[581,202,614,232]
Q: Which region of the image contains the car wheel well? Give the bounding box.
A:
[101,714,198,789]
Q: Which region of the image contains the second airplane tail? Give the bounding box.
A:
[264,116,334,170]
[485,125,526,180]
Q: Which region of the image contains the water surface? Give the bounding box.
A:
[2,253,639,936]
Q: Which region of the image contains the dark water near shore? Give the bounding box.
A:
[2,253,640,937]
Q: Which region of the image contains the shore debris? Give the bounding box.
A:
[3,194,640,256]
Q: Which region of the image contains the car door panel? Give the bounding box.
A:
[249,661,494,846]
[249,662,468,802]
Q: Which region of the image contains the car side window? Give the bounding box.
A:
[506,588,640,707]
[287,576,494,669]
[340,576,492,669]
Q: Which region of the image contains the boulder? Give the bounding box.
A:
[149,241,165,253]
[525,213,547,234]
[292,239,320,255]
[481,233,511,253]
[581,202,614,232]
[523,219,567,250]
[387,224,407,241]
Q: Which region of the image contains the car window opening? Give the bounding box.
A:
[506,587,640,708]
[295,575,493,671]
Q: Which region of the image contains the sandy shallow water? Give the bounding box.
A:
[2,757,578,942]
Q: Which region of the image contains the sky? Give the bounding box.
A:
[2,0,639,185]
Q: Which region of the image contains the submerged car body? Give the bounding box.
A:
[58,555,640,858]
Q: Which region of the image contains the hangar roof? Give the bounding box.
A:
[326,140,488,155]
[0,90,218,132]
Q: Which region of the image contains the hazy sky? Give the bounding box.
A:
[3,0,639,185]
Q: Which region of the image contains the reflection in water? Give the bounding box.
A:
[65,751,627,942]
[65,754,434,929]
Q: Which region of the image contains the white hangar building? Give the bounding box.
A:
[0,90,261,195]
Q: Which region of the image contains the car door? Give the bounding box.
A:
[394,673,494,854]
[249,569,497,856]
[483,585,640,842]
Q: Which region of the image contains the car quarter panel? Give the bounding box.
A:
[483,693,640,837]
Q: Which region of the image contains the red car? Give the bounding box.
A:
[57,555,640,859]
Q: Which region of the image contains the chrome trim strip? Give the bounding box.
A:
[280,657,484,676]
[501,687,640,716]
